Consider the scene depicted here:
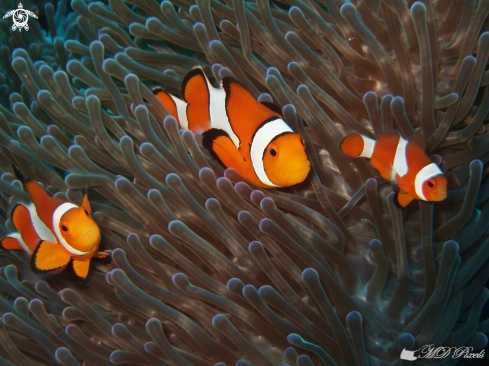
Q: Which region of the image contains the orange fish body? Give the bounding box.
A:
[0,181,109,279]
[154,68,310,188]
[340,131,447,207]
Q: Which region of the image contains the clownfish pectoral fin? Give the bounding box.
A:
[24,180,49,204]
[70,259,91,280]
[93,251,112,264]
[202,129,245,171]
[397,190,414,207]
[31,241,71,273]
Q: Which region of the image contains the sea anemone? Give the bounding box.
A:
[0,0,488,365]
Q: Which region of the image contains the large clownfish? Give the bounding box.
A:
[0,180,110,279]
[340,131,447,207]
[153,68,311,188]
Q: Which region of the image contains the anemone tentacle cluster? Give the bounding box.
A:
[0,0,488,365]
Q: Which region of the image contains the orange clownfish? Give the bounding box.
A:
[153,68,311,188]
[0,180,110,279]
[340,131,447,207]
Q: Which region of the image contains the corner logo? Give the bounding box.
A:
[2,3,38,32]
[400,348,418,361]
[401,345,485,360]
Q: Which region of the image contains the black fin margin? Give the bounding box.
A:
[0,237,11,251]
[202,128,229,169]
[393,191,404,209]
[0,238,6,251]
[9,203,22,229]
[67,260,88,282]
[181,67,207,98]
[339,134,348,152]
[152,86,166,95]
[260,101,283,117]
[93,251,113,265]
[221,75,243,91]
[30,240,66,275]
[0,237,25,252]
[221,76,245,110]
[221,76,283,118]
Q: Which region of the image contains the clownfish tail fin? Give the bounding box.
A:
[0,235,24,251]
[340,133,376,158]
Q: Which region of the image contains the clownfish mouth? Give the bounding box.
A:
[293,167,310,173]
[293,162,311,173]
[434,193,447,202]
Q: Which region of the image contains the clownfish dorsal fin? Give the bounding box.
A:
[24,180,49,205]
[221,76,251,100]
[221,76,283,122]
[81,194,92,214]
[182,67,210,105]
[379,130,401,140]
[260,101,283,117]
[410,131,426,150]
[152,86,165,95]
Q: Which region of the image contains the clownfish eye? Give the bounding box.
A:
[61,225,68,232]
[270,149,277,157]
[427,179,435,188]
[84,208,90,216]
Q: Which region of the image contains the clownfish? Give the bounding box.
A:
[153,68,310,188]
[0,180,110,279]
[340,131,447,207]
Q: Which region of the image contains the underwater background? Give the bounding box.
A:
[0,0,488,365]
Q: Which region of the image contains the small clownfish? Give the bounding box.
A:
[153,68,311,188]
[0,180,110,279]
[340,131,447,207]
